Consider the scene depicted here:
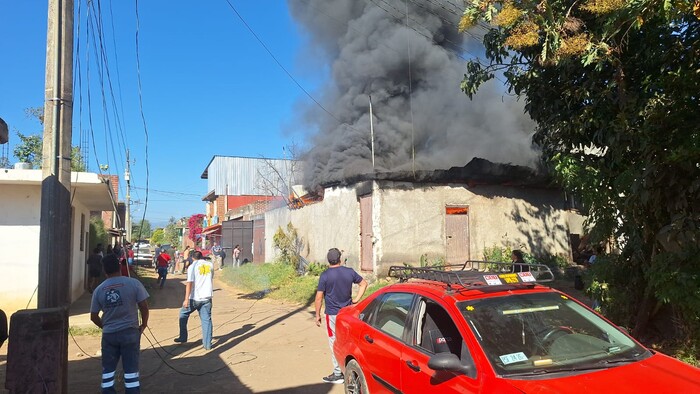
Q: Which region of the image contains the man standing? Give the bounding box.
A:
[233,244,241,268]
[90,254,149,393]
[174,251,214,350]
[156,249,171,289]
[86,247,103,293]
[211,241,224,270]
[315,248,367,384]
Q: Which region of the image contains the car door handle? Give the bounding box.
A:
[406,360,420,372]
[364,334,374,344]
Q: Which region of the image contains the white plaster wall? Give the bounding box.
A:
[265,187,361,269]
[376,183,578,272]
[69,200,91,303]
[0,185,41,317]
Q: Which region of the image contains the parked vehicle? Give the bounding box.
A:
[133,241,153,267]
[333,261,700,393]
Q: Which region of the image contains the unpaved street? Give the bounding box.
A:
[1,268,344,393]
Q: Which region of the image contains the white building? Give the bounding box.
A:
[0,169,116,317]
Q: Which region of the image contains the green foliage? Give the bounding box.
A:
[306,261,329,276]
[221,262,297,293]
[163,217,180,247]
[273,222,303,270]
[13,132,42,168]
[69,326,102,336]
[270,275,319,305]
[419,254,446,268]
[463,0,700,338]
[150,228,165,245]
[89,216,108,252]
[132,219,152,241]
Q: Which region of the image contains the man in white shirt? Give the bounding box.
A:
[173,251,214,350]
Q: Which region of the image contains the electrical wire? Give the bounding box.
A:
[134,0,151,243]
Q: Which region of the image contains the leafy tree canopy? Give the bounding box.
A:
[460,1,699,339]
[131,219,152,242]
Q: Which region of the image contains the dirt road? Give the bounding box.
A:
[0,268,345,393]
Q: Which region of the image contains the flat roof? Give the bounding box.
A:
[0,169,117,211]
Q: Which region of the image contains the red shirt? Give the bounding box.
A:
[157,252,171,268]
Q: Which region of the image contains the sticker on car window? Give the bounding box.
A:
[465,305,475,311]
[499,352,528,365]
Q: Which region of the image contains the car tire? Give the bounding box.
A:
[345,359,369,394]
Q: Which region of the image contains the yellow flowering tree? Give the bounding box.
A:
[460,0,700,343]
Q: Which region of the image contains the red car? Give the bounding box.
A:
[333,262,700,393]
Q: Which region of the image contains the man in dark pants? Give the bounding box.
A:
[315,248,367,384]
[91,254,149,393]
[174,251,214,350]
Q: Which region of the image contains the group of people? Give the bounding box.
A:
[88,240,367,392]
[90,246,216,393]
[86,243,135,293]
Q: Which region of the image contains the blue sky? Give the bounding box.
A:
[1,1,316,227]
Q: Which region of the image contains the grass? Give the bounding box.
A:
[69,326,102,336]
[218,262,394,306]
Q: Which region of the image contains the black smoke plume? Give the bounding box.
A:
[287,0,538,189]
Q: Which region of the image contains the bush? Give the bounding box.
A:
[273,223,304,270]
[306,261,328,276]
[221,262,296,293]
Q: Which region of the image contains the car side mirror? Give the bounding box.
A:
[428,353,472,375]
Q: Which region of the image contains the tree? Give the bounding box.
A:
[12,107,86,171]
[188,214,205,242]
[163,217,181,247]
[131,219,152,241]
[150,228,165,245]
[460,2,700,340]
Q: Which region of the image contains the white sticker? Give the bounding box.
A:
[518,272,536,282]
[499,352,528,365]
[484,275,502,286]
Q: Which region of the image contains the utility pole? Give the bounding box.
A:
[7,1,74,393]
[125,149,132,242]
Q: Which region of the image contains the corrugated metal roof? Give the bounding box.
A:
[202,156,302,197]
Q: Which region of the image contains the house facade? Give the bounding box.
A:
[265,161,585,275]
[0,169,116,317]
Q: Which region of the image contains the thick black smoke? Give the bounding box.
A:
[287,0,538,189]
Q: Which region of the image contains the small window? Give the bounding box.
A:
[371,293,415,339]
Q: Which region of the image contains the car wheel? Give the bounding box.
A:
[345,359,369,394]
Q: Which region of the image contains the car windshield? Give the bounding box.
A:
[459,292,650,376]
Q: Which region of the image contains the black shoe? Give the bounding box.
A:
[322,373,344,384]
[174,338,186,343]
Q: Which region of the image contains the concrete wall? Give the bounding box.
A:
[69,200,91,304]
[264,182,585,276]
[265,186,362,270]
[0,185,99,317]
[375,182,583,273]
[0,185,41,317]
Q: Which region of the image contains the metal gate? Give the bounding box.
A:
[221,220,254,265]
[253,219,265,263]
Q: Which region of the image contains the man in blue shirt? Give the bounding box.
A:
[315,248,367,384]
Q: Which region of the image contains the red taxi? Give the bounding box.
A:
[333,262,700,393]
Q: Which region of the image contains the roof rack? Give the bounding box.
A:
[388,261,554,289]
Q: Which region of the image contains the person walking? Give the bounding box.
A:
[315,248,367,384]
[86,247,103,293]
[90,254,149,393]
[182,245,192,274]
[511,249,530,272]
[233,245,241,268]
[156,249,171,289]
[174,251,214,350]
[211,242,224,270]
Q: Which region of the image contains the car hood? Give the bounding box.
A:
[505,353,700,393]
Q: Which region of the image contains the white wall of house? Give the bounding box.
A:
[265,186,360,266]
[265,181,584,275]
[0,185,42,316]
[376,182,583,272]
[0,170,115,318]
